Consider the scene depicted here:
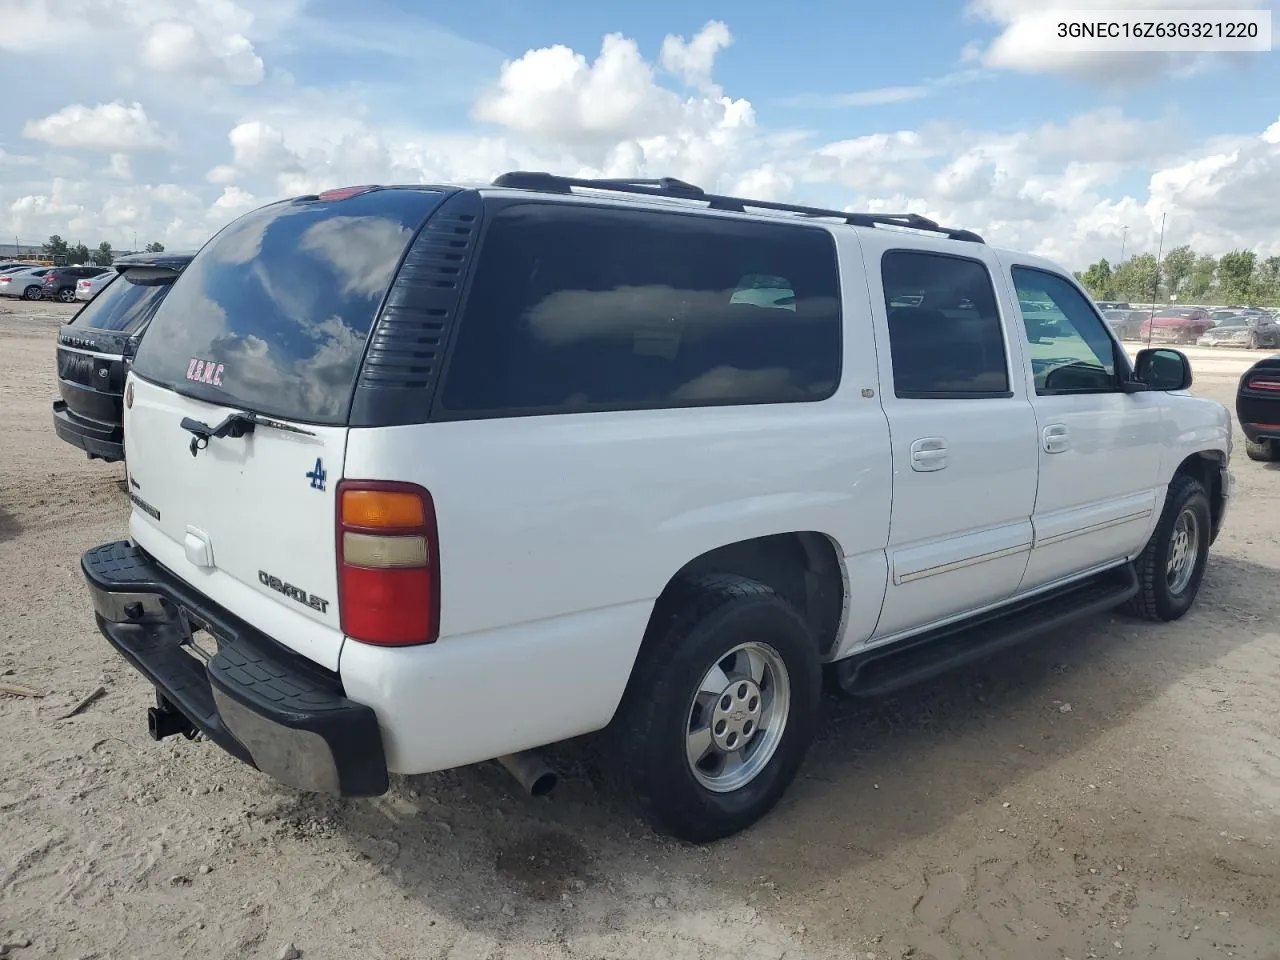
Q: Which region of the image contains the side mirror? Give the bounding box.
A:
[1133,347,1192,392]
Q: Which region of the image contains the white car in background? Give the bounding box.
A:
[0,266,54,300]
[76,270,116,302]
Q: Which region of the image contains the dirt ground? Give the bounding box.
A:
[2,298,1279,960]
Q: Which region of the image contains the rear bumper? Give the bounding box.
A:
[52,400,125,461]
[81,540,388,797]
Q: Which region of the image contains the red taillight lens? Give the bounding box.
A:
[1248,376,1280,391]
[337,480,439,646]
[318,185,378,202]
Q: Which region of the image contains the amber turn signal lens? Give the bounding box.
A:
[341,489,426,529]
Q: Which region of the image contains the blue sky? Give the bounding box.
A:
[2,0,1279,266]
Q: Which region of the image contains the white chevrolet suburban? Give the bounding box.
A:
[81,174,1233,842]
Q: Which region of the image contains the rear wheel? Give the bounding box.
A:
[607,574,821,843]
[1125,474,1212,622]
[23,285,41,300]
[1245,438,1280,462]
[58,287,75,303]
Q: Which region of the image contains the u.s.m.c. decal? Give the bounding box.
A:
[186,358,225,387]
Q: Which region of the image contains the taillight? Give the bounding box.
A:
[337,480,439,646]
[1247,374,1280,391]
[318,185,378,202]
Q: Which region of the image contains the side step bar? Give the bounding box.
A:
[834,565,1139,698]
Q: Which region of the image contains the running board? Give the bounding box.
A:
[834,565,1138,698]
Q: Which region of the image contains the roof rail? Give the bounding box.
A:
[490,171,984,243]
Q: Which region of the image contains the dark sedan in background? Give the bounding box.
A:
[1237,354,1280,462]
[52,250,195,462]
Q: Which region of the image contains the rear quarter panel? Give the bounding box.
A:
[340,228,893,736]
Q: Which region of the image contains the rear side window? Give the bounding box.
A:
[69,268,179,333]
[131,188,445,424]
[438,204,841,416]
[881,251,1010,398]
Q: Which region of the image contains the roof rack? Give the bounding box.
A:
[490,171,984,243]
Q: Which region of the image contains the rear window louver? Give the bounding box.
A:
[348,189,482,427]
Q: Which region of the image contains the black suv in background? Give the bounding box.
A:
[52,251,195,461]
[42,265,108,303]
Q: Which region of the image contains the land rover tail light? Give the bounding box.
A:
[337,480,439,646]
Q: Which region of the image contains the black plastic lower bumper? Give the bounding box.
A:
[52,400,124,462]
[81,541,388,796]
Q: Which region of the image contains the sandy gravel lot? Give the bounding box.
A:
[2,298,1279,960]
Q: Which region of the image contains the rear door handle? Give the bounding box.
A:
[910,437,948,472]
[1042,424,1071,454]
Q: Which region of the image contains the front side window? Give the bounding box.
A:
[439,204,842,416]
[1012,267,1118,395]
[881,250,1010,399]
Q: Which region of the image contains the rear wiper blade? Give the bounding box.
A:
[180,410,315,457]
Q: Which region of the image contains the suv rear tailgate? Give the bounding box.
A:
[125,377,349,669]
[122,186,448,671]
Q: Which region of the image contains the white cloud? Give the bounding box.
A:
[106,153,133,180]
[22,102,165,153]
[659,20,733,92]
[139,19,264,84]
[211,185,258,215]
[967,0,1270,83]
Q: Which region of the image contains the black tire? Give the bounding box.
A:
[58,287,75,303]
[23,285,41,301]
[607,574,821,843]
[1245,438,1280,462]
[1124,474,1212,622]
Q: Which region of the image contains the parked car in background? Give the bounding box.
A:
[1103,308,1146,340]
[0,266,54,300]
[1197,314,1280,349]
[76,271,117,302]
[1096,300,1131,312]
[41,265,107,303]
[1236,355,1280,461]
[1139,307,1214,344]
[0,261,42,274]
[52,251,195,462]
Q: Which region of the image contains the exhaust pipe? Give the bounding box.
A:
[496,750,558,797]
[147,704,196,741]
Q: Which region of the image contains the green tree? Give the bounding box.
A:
[1161,245,1195,300]
[1255,256,1280,304]
[42,234,69,261]
[1079,258,1114,299]
[1183,254,1218,300]
[90,241,114,267]
[1217,249,1257,305]
[144,241,165,253]
[1111,253,1159,302]
[67,242,91,265]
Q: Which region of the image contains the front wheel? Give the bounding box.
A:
[1125,474,1212,622]
[23,285,42,301]
[607,574,821,843]
[1245,438,1280,462]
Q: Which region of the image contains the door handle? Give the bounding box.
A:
[910,437,948,472]
[1042,424,1071,454]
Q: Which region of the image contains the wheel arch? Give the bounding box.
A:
[1173,449,1226,544]
[640,531,849,661]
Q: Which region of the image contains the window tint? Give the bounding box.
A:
[69,269,179,333]
[880,251,1010,398]
[132,188,445,424]
[1011,267,1117,395]
[438,204,841,416]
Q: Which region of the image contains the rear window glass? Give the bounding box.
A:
[131,188,444,424]
[439,203,841,416]
[69,269,179,333]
